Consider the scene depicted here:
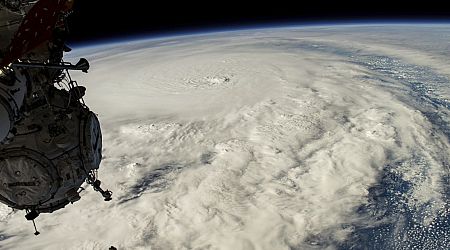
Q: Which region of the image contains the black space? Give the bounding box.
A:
[66,1,450,44]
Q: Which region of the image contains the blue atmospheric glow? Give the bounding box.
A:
[67,19,450,49]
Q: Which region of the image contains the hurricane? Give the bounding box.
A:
[0,24,449,250]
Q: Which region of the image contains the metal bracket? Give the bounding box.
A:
[12,58,89,73]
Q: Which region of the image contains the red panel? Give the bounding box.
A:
[0,0,75,68]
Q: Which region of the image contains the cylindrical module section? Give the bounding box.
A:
[0,148,59,209]
[0,103,11,142]
[0,67,27,142]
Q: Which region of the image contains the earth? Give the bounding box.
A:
[0,24,449,249]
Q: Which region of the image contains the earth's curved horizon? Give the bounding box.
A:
[69,21,450,49]
[1,23,449,249]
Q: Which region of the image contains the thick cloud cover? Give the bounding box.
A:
[1,25,449,249]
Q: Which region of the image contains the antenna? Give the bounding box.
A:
[32,219,40,236]
[25,209,40,235]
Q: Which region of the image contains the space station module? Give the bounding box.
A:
[0,0,111,233]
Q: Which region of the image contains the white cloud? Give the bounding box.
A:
[1,25,449,249]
